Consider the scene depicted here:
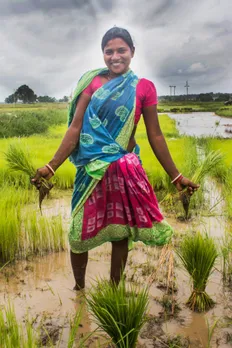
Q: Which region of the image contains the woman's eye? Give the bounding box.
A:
[105,50,112,55]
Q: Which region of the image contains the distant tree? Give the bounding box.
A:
[197,93,214,102]
[5,93,17,104]
[37,95,56,103]
[215,93,231,102]
[58,96,69,102]
[15,85,37,103]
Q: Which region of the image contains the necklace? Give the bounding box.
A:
[106,72,113,81]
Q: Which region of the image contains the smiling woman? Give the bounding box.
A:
[31,26,199,290]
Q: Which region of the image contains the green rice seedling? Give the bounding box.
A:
[67,306,98,348]
[87,278,149,348]
[176,232,218,312]
[4,143,53,211]
[0,203,21,262]
[0,186,38,262]
[22,211,66,256]
[220,231,232,283]
[0,302,38,348]
[179,150,224,218]
[206,318,219,348]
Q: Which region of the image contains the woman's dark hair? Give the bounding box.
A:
[101,27,135,51]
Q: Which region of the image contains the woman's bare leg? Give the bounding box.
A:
[70,250,88,290]
[110,239,128,285]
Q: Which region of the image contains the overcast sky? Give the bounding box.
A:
[0,0,231,101]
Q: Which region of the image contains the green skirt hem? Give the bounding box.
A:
[69,220,173,254]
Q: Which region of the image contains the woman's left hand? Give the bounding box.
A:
[175,176,200,195]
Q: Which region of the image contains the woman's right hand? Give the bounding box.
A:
[31,166,54,189]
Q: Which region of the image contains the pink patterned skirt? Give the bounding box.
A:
[82,153,164,240]
[68,153,173,253]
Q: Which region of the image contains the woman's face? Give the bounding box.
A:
[103,38,134,76]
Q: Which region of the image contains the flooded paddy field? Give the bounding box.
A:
[1,105,232,347]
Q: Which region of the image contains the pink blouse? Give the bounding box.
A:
[83,76,158,125]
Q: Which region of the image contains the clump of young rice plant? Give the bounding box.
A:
[0,302,38,348]
[176,232,218,312]
[87,278,149,348]
[4,143,53,211]
[220,231,232,283]
[180,150,224,218]
[22,212,66,256]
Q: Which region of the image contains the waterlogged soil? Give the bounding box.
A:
[1,188,232,347]
[168,112,232,138]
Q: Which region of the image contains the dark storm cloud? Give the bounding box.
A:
[0,0,113,17]
[0,0,232,100]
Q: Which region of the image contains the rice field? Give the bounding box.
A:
[0,103,232,347]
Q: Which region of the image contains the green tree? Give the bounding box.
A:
[5,93,17,104]
[15,85,37,103]
[37,95,56,103]
[59,96,69,102]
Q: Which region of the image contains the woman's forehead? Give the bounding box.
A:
[104,38,129,49]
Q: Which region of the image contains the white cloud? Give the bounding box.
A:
[187,62,208,73]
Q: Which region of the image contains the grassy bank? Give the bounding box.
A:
[158,101,232,117]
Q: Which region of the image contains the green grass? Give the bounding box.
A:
[200,138,232,219]
[0,102,68,112]
[0,109,67,137]
[215,109,232,117]
[0,302,38,348]
[158,101,232,116]
[0,186,67,263]
[0,301,94,348]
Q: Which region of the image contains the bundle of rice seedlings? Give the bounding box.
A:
[87,278,149,348]
[180,150,224,218]
[4,143,53,211]
[176,232,218,312]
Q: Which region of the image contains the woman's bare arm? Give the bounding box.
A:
[143,105,179,181]
[142,105,199,192]
[32,93,91,183]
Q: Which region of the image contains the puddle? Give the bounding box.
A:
[168,112,232,138]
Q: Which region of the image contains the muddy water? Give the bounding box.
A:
[0,187,231,347]
[168,112,232,138]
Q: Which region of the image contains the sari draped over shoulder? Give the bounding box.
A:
[68,69,173,253]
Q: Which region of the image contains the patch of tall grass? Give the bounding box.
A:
[200,138,232,219]
[0,109,66,138]
[220,228,232,283]
[177,232,218,312]
[215,108,232,117]
[87,279,149,348]
[0,302,38,347]
[0,102,68,112]
[0,187,66,262]
[0,135,75,190]
[0,301,94,348]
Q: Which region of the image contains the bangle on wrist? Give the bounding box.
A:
[45,164,55,176]
[171,173,183,184]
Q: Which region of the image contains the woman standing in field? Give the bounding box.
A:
[32,27,199,290]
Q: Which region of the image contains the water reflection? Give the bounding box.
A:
[168,112,232,138]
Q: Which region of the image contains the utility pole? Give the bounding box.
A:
[169,85,172,96]
[173,86,176,96]
[184,81,190,96]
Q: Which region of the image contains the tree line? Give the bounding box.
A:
[160,92,232,102]
[5,85,69,104]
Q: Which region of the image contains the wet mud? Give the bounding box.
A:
[1,184,232,347]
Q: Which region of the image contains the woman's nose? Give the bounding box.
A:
[111,51,120,60]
